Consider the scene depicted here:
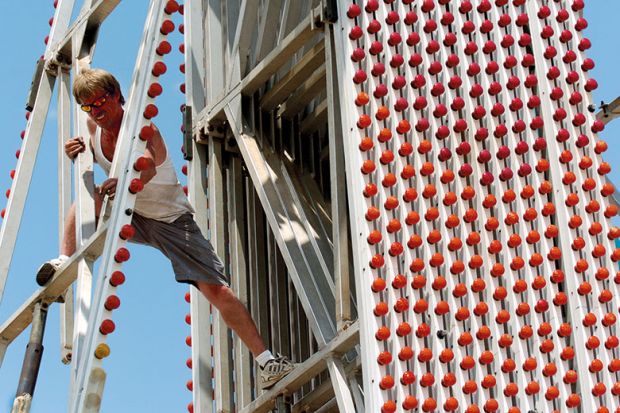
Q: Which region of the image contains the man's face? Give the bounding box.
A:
[80,88,122,129]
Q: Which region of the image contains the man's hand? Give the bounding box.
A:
[99,178,118,200]
[65,137,86,160]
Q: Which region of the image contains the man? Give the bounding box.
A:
[37,68,294,389]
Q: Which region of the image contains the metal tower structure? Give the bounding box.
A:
[1,0,620,412]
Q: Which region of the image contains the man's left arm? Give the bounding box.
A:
[139,144,158,185]
[139,123,165,185]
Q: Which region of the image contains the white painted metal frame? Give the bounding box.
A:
[223,124,338,346]
[0,72,56,303]
[62,6,100,399]
[205,0,226,103]
[0,224,108,360]
[331,0,388,409]
[11,1,618,412]
[325,20,352,331]
[183,1,216,411]
[527,1,618,409]
[70,1,171,410]
[334,0,620,411]
[50,0,79,368]
[184,5,360,411]
[227,157,253,406]
[0,0,121,363]
[207,138,235,412]
[57,69,75,365]
[253,0,283,67]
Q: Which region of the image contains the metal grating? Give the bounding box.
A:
[336,0,619,411]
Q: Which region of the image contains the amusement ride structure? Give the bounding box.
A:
[1,0,620,412]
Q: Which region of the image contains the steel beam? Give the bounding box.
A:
[70,2,173,407]
[286,277,300,392]
[185,0,207,112]
[329,1,379,407]
[298,90,355,412]
[46,0,121,64]
[225,103,336,346]
[295,292,311,396]
[227,157,253,407]
[324,24,351,329]
[194,10,320,127]
[291,372,336,412]
[66,0,98,399]
[208,138,234,412]
[230,0,258,80]
[322,24,357,411]
[243,8,319,95]
[291,355,361,413]
[231,102,336,334]
[267,228,290,355]
[313,398,338,413]
[187,143,214,413]
[47,0,77,53]
[57,69,75,366]
[324,356,355,412]
[205,0,226,102]
[0,340,7,368]
[187,292,213,413]
[184,1,215,411]
[0,222,108,365]
[275,0,305,81]
[596,95,620,125]
[260,41,326,111]
[0,72,56,303]
[293,165,333,235]
[525,3,595,405]
[68,69,96,400]
[223,0,240,82]
[187,143,215,413]
[11,302,49,413]
[348,374,365,411]
[245,183,271,342]
[238,322,359,413]
[279,159,334,278]
[252,0,282,66]
[300,99,327,134]
[277,65,326,118]
[277,0,304,49]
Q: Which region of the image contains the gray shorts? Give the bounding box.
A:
[129,213,229,287]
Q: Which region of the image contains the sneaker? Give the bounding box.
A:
[36,255,68,286]
[260,354,295,390]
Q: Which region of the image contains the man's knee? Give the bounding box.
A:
[94,189,104,218]
[197,282,232,304]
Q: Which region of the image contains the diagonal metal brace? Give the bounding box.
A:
[225,111,337,346]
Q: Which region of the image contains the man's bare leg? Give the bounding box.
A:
[197,282,296,388]
[196,282,267,357]
[61,203,78,256]
[37,194,102,285]
[61,191,103,256]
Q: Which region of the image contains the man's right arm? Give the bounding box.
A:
[65,119,97,160]
[64,137,86,160]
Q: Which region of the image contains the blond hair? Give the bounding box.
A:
[73,68,125,105]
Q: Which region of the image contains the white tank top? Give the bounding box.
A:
[93,129,194,223]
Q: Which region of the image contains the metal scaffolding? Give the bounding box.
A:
[1,0,620,412]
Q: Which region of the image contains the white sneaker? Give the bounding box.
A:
[36,255,68,286]
[259,354,295,390]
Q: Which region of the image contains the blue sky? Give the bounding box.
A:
[1,1,620,412]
